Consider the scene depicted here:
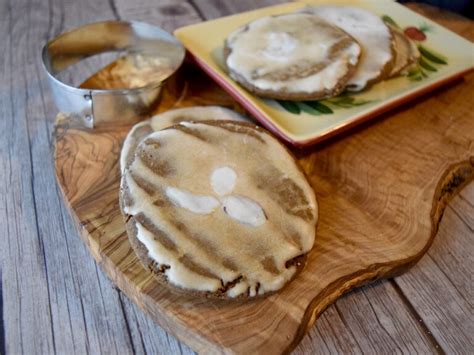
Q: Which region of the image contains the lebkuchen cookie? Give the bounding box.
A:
[120,121,318,299]
[224,13,361,101]
[300,6,395,91]
[387,28,420,78]
[120,106,248,173]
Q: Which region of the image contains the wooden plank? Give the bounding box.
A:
[330,281,436,353]
[0,0,55,352]
[294,282,440,354]
[450,182,474,231]
[2,0,473,354]
[294,306,363,354]
[113,0,202,32]
[390,6,474,353]
[44,0,136,348]
[188,0,287,19]
[1,0,137,353]
[294,280,439,354]
[394,185,474,353]
[427,193,473,300]
[53,1,474,354]
[118,292,195,354]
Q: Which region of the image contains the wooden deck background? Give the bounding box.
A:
[0,0,472,353]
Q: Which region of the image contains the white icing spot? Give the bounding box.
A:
[221,195,266,227]
[263,32,298,60]
[211,166,237,196]
[165,187,219,214]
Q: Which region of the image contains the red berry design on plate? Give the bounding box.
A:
[404,26,427,41]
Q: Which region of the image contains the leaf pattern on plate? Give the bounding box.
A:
[278,93,371,116]
[278,15,449,116]
[382,15,448,82]
[407,46,448,82]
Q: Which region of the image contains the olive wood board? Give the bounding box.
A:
[54,58,474,354]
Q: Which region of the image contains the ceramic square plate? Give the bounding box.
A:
[174,0,474,147]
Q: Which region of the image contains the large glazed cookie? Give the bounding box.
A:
[120,106,247,173]
[301,6,395,91]
[224,13,361,101]
[120,121,318,299]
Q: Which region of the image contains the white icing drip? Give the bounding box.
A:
[226,280,250,298]
[165,187,219,214]
[136,223,221,291]
[211,166,237,196]
[260,271,293,294]
[248,285,257,297]
[226,13,360,94]
[125,171,240,285]
[230,53,358,93]
[302,6,393,91]
[120,121,148,174]
[221,195,266,227]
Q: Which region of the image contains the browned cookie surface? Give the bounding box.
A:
[120,106,248,173]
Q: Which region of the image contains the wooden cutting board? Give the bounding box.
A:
[54,51,474,353]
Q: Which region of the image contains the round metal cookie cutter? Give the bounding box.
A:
[42,21,185,128]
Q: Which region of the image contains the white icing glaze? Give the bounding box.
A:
[226,13,360,94]
[221,195,266,227]
[302,6,393,91]
[226,280,251,298]
[120,106,249,173]
[211,166,237,196]
[125,171,239,287]
[136,223,221,291]
[165,187,219,214]
[123,121,318,297]
[120,121,148,174]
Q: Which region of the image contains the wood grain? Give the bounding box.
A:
[394,183,474,352]
[387,5,474,352]
[191,2,474,353]
[2,0,473,353]
[0,0,194,353]
[53,17,474,353]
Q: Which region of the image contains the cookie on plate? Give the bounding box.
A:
[387,28,420,78]
[120,120,318,299]
[301,6,395,91]
[224,13,361,101]
[120,106,247,173]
